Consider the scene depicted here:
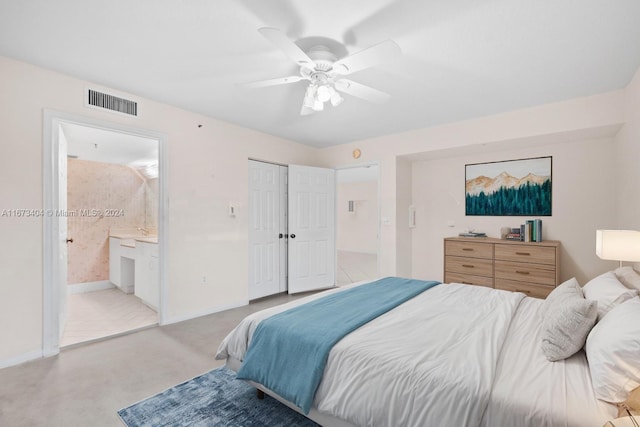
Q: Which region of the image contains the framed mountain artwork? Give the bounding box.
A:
[465,156,552,216]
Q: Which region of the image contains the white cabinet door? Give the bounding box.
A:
[288,165,336,294]
[248,161,283,300]
[109,237,121,287]
[134,242,159,311]
[134,242,149,302]
[148,251,159,311]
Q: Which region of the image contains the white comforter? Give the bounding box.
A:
[216,282,616,427]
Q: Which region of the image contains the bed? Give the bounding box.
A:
[216,277,622,427]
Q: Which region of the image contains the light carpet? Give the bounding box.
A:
[118,366,319,427]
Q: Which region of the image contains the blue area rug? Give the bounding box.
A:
[118,366,319,427]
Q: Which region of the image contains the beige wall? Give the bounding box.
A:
[0,55,317,364]
[615,67,640,230]
[410,137,617,285]
[1,51,638,366]
[614,67,640,272]
[318,90,626,279]
[336,181,378,254]
[67,159,147,285]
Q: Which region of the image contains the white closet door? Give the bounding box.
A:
[278,166,288,293]
[248,161,281,299]
[288,164,336,294]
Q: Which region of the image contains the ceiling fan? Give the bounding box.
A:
[243,28,401,115]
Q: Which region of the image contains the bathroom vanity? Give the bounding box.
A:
[109,232,159,311]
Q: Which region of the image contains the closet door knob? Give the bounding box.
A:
[279,233,283,239]
[290,234,296,239]
[66,238,74,243]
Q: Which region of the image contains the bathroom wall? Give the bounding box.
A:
[66,159,146,284]
[145,178,159,229]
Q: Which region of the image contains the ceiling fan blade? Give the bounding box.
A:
[241,75,305,88]
[258,27,315,69]
[333,40,401,75]
[334,79,391,104]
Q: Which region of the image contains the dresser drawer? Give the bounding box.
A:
[494,260,556,286]
[445,256,493,277]
[495,279,554,299]
[494,244,556,265]
[445,272,494,288]
[445,241,493,259]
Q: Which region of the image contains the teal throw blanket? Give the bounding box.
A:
[236,277,440,413]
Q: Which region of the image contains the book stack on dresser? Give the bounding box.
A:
[444,237,561,299]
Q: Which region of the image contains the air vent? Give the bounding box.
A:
[86,89,138,116]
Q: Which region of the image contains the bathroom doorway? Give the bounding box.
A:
[335,165,380,286]
[43,111,167,355]
[62,123,159,346]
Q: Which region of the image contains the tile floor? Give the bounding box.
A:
[61,287,158,347]
[337,250,378,286]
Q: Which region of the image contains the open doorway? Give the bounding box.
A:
[335,165,380,285]
[60,123,159,347]
[43,111,167,355]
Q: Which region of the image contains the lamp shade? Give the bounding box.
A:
[596,230,640,262]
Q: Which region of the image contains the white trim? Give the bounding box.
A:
[42,110,60,357]
[43,109,169,356]
[0,349,43,370]
[68,280,114,295]
[336,249,378,255]
[162,300,248,326]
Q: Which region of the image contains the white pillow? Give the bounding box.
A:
[586,297,640,403]
[542,276,583,316]
[541,278,598,361]
[615,266,640,292]
[583,271,638,321]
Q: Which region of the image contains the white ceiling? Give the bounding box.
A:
[62,123,158,168]
[2,0,640,148]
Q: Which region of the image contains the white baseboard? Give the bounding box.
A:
[0,349,43,370]
[336,249,377,255]
[68,280,114,295]
[161,300,248,326]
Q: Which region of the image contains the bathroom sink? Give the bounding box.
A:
[120,238,136,248]
[135,236,158,244]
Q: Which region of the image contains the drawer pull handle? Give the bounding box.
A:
[516,270,530,275]
[516,289,531,294]
[462,264,474,268]
[462,281,472,285]
[462,248,474,251]
[515,252,531,256]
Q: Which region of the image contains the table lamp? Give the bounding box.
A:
[596,230,640,268]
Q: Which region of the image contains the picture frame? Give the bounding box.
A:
[465,156,552,216]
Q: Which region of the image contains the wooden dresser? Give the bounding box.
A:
[444,237,560,298]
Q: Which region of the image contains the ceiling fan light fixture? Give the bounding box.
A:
[251,28,398,117]
[312,99,324,111]
[316,85,331,102]
[330,90,344,107]
[303,86,317,109]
